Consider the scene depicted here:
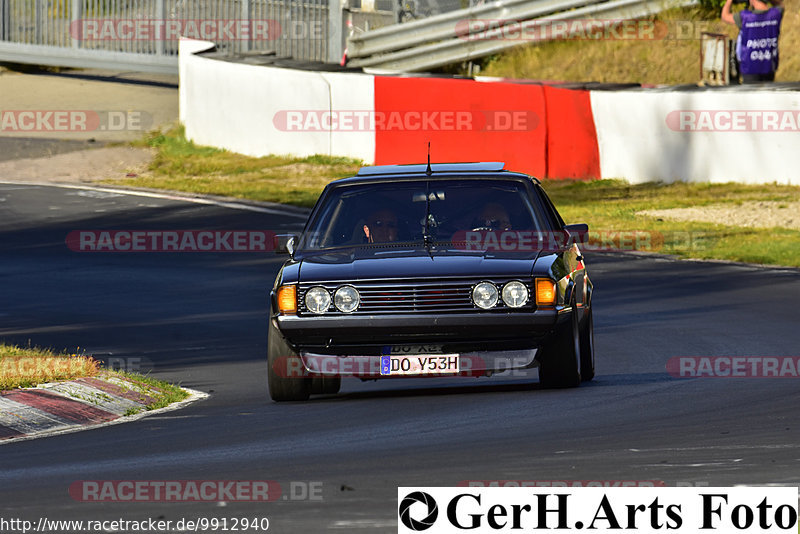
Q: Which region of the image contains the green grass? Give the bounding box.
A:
[121,126,361,207]
[478,0,800,84]
[113,371,189,411]
[116,128,800,267]
[541,179,800,266]
[0,343,189,411]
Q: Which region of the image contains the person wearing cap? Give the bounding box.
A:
[722,0,784,83]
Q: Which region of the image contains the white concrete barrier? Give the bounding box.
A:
[180,38,800,184]
[179,38,375,162]
[591,90,800,184]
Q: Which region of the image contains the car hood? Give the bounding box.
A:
[296,247,541,282]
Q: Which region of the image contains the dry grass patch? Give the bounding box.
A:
[481,0,800,84]
[0,344,100,390]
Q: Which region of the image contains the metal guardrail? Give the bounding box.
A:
[347,0,697,71]
[0,0,333,73]
[348,0,605,57]
[0,41,178,72]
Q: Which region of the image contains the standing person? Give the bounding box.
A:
[722,0,784,83]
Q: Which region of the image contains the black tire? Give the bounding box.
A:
[579,308,595,382]
[267,317,311,401]
[267,346,311,402]
[268,350,311,401]
[310,375,342,395]
[538,303,581,389]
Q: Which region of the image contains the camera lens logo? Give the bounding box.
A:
[399,491,438,531]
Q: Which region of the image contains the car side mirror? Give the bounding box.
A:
[274,234,298,256]
[564,223,588,241]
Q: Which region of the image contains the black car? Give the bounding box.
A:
[268,162,594,401]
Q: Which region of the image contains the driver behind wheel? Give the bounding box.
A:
[362,209,399,243]
[475,202,512,231]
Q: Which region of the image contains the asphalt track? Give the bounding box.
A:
[1,182,799,533]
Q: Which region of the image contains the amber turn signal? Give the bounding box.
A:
[277,285,297,314]
[535,279,556,306]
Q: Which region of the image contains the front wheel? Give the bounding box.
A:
[268,349,311,401]
[267,320,311,401]
[538,306,581,388]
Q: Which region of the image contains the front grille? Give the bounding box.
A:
[298,277,534,315]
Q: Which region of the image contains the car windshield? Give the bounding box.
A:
[299,178,546,250]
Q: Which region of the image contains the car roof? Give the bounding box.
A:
[330,162,541,185]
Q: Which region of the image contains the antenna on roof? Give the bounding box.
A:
[425,142,432,176]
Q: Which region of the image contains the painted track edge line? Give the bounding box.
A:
[586,250,800,274]
[0,387,209,446]
[0,180,310,218]
[6,182,793,272]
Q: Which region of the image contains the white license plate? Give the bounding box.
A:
[380,354,460,376]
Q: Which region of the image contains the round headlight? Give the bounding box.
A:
[502,281,529,308]
[334,285,360,313]
[472,282,499,309]
[305,286,331,314]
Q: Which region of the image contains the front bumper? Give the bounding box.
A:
[299,348,539,379]
[276,309,560,346]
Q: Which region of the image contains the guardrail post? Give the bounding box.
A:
[156,0,165,55]
[35,0,43,44]
[327,0,346,63]
[0,0,8,41]
[241,0,251,53]
[71,0,82,48]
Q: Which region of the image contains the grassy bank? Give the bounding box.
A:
[480,0,800,84]
[114,371,189,412]
[0,344,99,390]
[0,343,189,409]
[110,129,800,267]
[125,128,360,207]
[542,180,800,266]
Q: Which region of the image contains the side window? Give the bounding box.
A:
[534,184,565,228]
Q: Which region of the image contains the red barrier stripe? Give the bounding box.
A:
[542,86,601,180]
[77,377,157,406]
[0,424,24,440]
[4,390,117,424]
[374,76,547,177]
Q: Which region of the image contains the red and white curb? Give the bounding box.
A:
[0,375,207,444]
